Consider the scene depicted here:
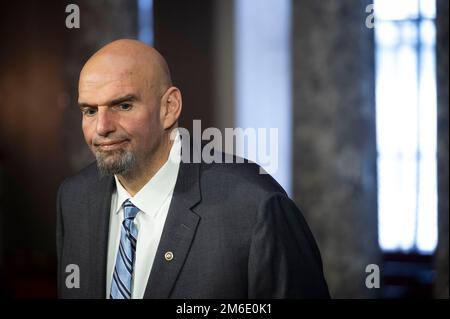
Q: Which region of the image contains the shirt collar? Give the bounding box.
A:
[112,129,181,215]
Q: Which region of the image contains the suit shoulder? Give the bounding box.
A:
[58,162,100,194]
[199,156,286,197]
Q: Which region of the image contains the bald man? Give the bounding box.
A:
[56,39,330,299]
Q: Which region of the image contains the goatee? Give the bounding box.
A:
[95,149,137,178]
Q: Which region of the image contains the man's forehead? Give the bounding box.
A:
[78,76,139,105]
[78,49,161,105]
[80,66,137,85]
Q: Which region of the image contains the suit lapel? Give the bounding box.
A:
[143,161,201,298]
[87,172,114,298]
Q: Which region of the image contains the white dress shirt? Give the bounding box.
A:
[106,131,181,299]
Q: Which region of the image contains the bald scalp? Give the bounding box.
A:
[80,39,172,97]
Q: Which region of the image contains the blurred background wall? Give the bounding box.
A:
[0,0,447,298]
[0,1,68,297]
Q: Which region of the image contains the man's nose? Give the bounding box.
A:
[96,108,116,136]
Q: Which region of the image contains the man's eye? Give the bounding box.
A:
[82,108,97,116]
[118,103,132,111]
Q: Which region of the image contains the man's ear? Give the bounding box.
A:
[160,87,182,129]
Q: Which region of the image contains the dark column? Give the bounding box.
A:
[153,0,216,132]
[293,0,380,298]
[435,0,449,299]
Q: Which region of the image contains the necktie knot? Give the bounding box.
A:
[123,199,139,220]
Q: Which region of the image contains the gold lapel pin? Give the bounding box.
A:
[164,251,174,261]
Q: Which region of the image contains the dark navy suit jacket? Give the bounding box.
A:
[56,154,330,298]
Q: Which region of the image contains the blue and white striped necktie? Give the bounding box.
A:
[110,199,139,299]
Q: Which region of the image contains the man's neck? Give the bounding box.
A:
[116,137,174,197]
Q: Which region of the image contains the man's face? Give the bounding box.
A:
[78,59,164,176]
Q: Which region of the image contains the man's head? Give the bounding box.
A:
[78,39,182,177]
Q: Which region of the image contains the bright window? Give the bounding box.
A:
[375,0,437,253]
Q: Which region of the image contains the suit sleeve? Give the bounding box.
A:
[247,192,330,298]
[56,180,66,298]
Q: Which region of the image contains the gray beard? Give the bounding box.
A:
[95,149,137,178]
